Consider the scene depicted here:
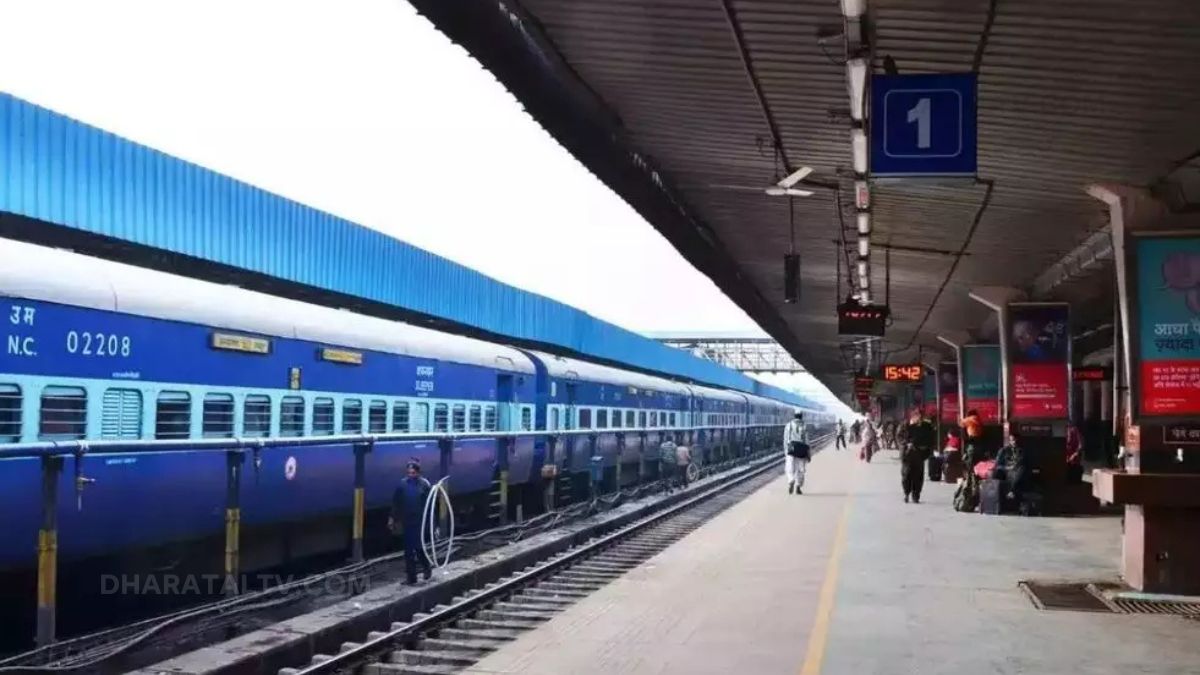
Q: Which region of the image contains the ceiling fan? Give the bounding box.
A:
[709,166,815,197]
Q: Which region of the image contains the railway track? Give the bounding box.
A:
[282,454,785,675]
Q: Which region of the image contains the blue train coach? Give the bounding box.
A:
[0,237,817,574]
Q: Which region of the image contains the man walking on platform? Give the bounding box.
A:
[902,410,936,503]
[783,411,810,495]
[389,461,432,585]
[835,419,847,450]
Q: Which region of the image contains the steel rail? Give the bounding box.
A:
[286,444,805,675]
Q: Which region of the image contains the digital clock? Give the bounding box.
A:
[882,364,924,382]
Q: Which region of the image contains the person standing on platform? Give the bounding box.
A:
[835,419,847,450]
[783,411,810,494]
[389,461,432,585]
[675,442,693,489]
[960,409,984,468]
[861,419,878,462]
[902,410,936,503]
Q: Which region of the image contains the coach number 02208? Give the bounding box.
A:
[66,330,133,357]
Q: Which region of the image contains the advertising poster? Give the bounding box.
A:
[1008,303,1069,419]
[962,345,1001,423]
[1136,237,1200,417]
[922,371,937,417]
[938,362,959,423]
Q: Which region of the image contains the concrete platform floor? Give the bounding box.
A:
[465,444,1200,674]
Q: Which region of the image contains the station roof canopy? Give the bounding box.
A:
[411,0,1200,397]
[0,93,810,405]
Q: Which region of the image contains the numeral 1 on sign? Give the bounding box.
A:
[906,97,931,149]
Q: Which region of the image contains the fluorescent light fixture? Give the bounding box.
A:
[857,260,869,277]
[851,128,868,174]
[858,237,870,257]
[856,211,871,235]
[846,57,867,122]
[860,290,872,304]
[841,0,866,18]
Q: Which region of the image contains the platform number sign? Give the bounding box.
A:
[870,73,977,178]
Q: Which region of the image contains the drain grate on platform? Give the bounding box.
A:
[1018,581,1113,613]
[1110,598,1200,618]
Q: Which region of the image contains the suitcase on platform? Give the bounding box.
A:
[927,454,943,482]
[980,478,1003,515]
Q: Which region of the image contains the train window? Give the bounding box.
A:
[155,391,191,439]
[579,408,592,429]
[625,410,635,428]
[339,399,363,433]
[101,388,142,440]
[521,406,532,431]
[433,404,449,432]
[280,397,305,437]
[40,386,88,440]
[202,393,235,438]
[550,407,560,431]
[392,402,410,433]
[342,399,363,434]
[484,405,497,432]
[412,403,429,432]
[596,409,608,429]
[649,412,657,428]
[243,395,272,437]
[670,412,677,427]
[452,404,466,432]
[638,411,646,428]
[468,405,482,432]
[313,398,335,435]
[368,400,387,434]
[0,384,22,442]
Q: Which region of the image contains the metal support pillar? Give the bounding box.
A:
[587,433,599,501]
[637,431,647,484]
[36,455,63,647]
[969,287,1026,424]
[351,441,371,563]
[497,436,510,526]
[223,450,243,596]
[544,435,558,511]
[615,432,624,488]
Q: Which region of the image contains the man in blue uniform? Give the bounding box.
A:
[389,461,432,584]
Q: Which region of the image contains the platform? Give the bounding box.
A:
[465,445,1200,674]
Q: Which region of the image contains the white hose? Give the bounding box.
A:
[420,476,454,570]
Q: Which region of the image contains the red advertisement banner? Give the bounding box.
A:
[965,398,1000,424]
[1012,363,1068,418]
[939,392,959,423]
[1141,361,1200,416]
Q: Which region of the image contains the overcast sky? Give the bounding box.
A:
[0,0,844,405]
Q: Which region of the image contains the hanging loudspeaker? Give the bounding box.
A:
[784,254,800,303]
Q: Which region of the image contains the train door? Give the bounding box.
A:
[411,402,430,432]
[496,374,514,430]
[564,381,577,430]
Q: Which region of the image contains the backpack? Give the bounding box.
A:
[953,475,980,513]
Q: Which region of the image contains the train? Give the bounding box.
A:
[0,237,832,574]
